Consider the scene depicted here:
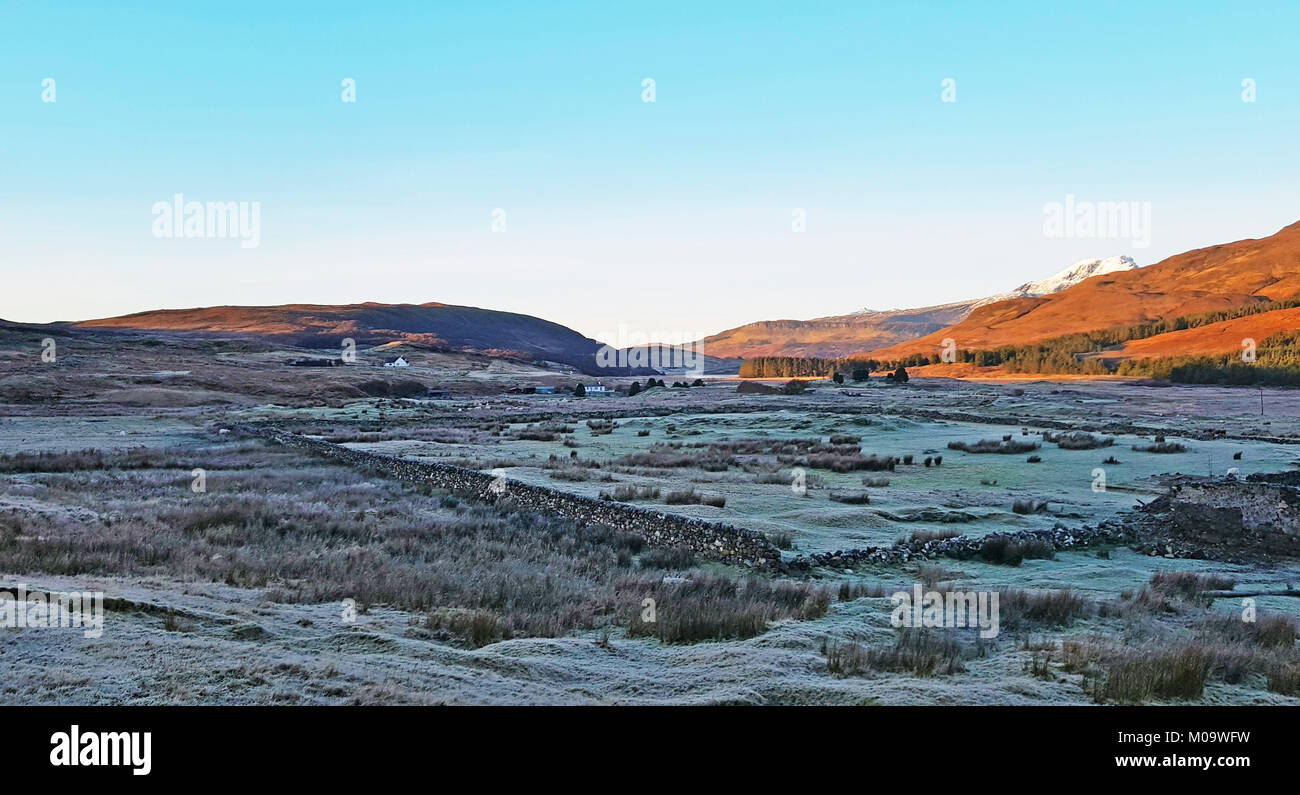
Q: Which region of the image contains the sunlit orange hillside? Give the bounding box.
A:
[868,220,1300,361]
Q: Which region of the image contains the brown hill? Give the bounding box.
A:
[75,302,621,373]
[1105,306,1300,361]
[701,301,975,359]
[869,221,1300,361]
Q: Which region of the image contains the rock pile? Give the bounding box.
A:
[787,522,1132,570]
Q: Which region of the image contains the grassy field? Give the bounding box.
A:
[3,333,1300,704]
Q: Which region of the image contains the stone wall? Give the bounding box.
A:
[241,426,782,570]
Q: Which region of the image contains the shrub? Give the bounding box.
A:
[1011,499,1049,514]
[947,439,1040,454]
[1198,614,1299,648]
[1043,431,1114,450]
[902,529,961,545]
[837,581,888,601]
[1267,663,1300,696]
[426,608,503,648]
[1149,571,1235,601]
[1133,441,1187,453]
[664,489,726,507]
[766,530,794,550]
[828,491,871,505]
[805,453,896,473]
[1095,647,1210,704]
[599,484,661,502]
[998,589,1090,630]
[976,535,1053,565]
[623,575,830,644]
[824,628,964,677]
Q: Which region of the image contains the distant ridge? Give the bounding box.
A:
[700,254,1138,359]
[76,302,629,374]
[870,220,1300,361]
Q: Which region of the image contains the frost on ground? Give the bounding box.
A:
[2,348,1300,705]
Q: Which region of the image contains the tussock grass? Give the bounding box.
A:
[1011,499,1049,514]
[837,581,889,601]
[1093,647,1210,703]
[599,484,661,502]
[977,535,1054,565]
[622,575,831,644]
[1043,431,1114,450]
[664,489,726,507]
[947,438,1040,455]
[998,589,1091,630]
[1132,441,1187,454]
[828,491,871,505]
[901,529,961,545]
[766,530,794,550]
[2,441,819,645]
[823,628,966,677]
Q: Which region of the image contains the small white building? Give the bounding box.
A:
[586,384,608,394]
[383,356,410,368]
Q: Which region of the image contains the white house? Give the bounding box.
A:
[383,356,409,368]
[586,384,608,394]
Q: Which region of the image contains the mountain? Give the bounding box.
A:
[700,301,975,360]
[973,255,1138,308]
[700,255,1137,360]
[869,221,1300,361]
[75,302,629,374]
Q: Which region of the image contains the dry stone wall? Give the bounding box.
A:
[242,426,783,570]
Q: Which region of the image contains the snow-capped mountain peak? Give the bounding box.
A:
[971,255,1138,308]
[1011,255,1138,296]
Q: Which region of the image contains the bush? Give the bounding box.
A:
[828,491,871,505]
[664,489,726,507]
[599,484,661,502]
[976,535,1054,565]
[1095,648,1209,704]
[1012,499,1049,514]
[1149,571,1235,601]
[947,439,1040,454]
[824,628,964,677]
[766,530,794,550]
[1133,441,1187,454]
[998,589,1090,630]
[902,529,961,545]
[623,575,830,644]
[1044,431,1113,450]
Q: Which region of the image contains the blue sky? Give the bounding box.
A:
[2,1,1298,342]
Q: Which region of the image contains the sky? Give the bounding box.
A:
[2,1,1299,344]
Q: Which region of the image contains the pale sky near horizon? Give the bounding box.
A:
[3,1,1299,345]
